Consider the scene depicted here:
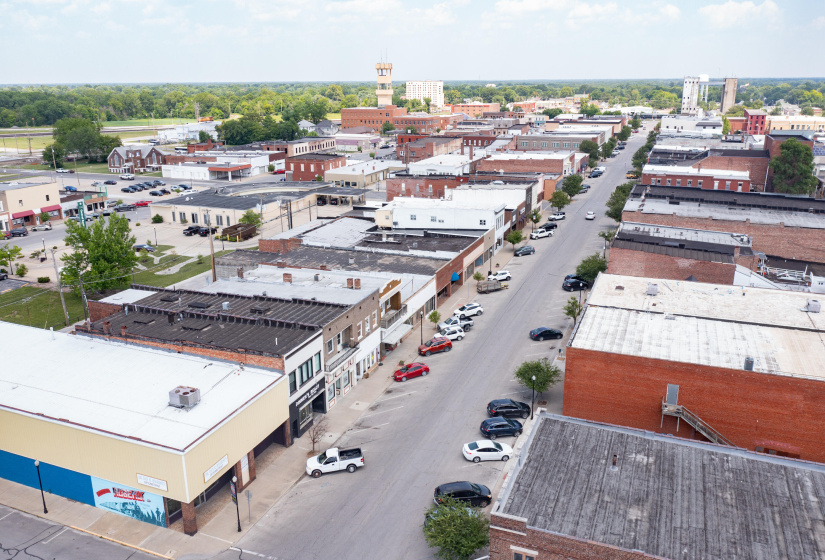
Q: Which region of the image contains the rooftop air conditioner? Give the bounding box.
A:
[169,386,201,408]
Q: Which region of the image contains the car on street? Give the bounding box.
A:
[589,170,603,178]
[617,144,626,150]
[438,315,474,332]
[438,326,465,341]
[120,173,135,180]
[115,204,136,212]
[563,275,589,291]
[434,482,492,508]
[133,244,155,253]
[611,150,620,157]
[540,221,558,230]
[306,447,364,478]
[514,245,535,257]
[462,440,513,463]
[149,190,162,196]
[480,417,523,439]
[91,181,101,187]
[31,224,52,231]
[56,168,70,173]
[488,270,511,281]
[104,180,117,185]
[585,211,596,220]
[549,212,566,221]
[418,336,452,357]
[453,302,483,318]
[626,170,640,179]
[580,184,590,192]
[393,362,430,382]
[183,225,201,236]
[487,399,531,419]
[274,169,286,174]
[134,200,151,207]
[0,272,7,281]
[63,186,77,192]
[10,227,28,237]
[529,327,563,341]
[530,228,553,239]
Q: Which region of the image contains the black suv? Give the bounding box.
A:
[487,399,531,419]
[434,482,491,508]
[115,204,136,212]
[563,274,589,291]
[540,221,558,230]
[198,226,218,236]
[183,225,201,236]
[10,228,28,237]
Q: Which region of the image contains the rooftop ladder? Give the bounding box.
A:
[661,384,735,447]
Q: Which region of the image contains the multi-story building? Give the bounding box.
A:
[450,102,501,118]
[0,180,62,230]
[396,136,462,163]
[285,153,347,181]
[515,131,606,151]
[477,152,575,177]
[107,145,166,173]
[405,80,444,108]
[375,62,393,108]
[641,164,751,191]
[767,115,825,133]
[341,105,408,132]
[744,109,767,135]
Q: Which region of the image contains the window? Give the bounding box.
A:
[45,195,50,201]
[180,212,186,222]
[216,215,223,226]
[552,142,559,148]
[666,179,672,186]
[18,200,23,207]
[697,180,703,188]
[512,554,535,560]
[289,372,297,394]
[357,322,362,339]
[226,216,230,226]
[191,213,198,224]
[541,142,548,148]
[687,180,692,186]
[300,164,305,172]
[326,338,334,353]
[314,352,321,373]
[428,185,433,193]
[479,219,487,226]
[203,213,210,225]
[364,317,370,334]
[172,212,176,222]
[401,183,406,193]
[431,216,437,222]
[738,182,743,190]
[563,142,570,148]
[410,214,417,221]
[298,402,312,427]
[310,164,315,172]
[676,179,681,186]
[416,185,420,193]
[725,181,731,190]
[520,141,528,147]
[372,311,378,327]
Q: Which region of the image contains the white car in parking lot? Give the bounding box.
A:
[530,228,553,239]
[453,303,483,318]
[488,270,512,281]
[438,326,466,341]
[462,440,513,463]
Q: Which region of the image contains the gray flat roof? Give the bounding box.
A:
[624,198,825,229]
[500,413,825,560]
[617,222,752,252]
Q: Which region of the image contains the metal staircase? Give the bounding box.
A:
[661,384,735,447]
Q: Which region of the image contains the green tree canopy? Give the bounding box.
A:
[770,138,818,195]
[239,209,262,227]
[563,296,584,321]
[505,229,524,249]
[514,358,562,394]
[381,121,395,134]
[549,190,571,211]
[617,125,632,142]
[578,139,600,160]
[561,174,583,198]
[576,253,607,284]
[198,130,212,142]
[629,117,642,129]
[423,496,489,560]
[605,181,635,221]
[0,243,22,274]
[542,108,563,118]
[61,214,138,295]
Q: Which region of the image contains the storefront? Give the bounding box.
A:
[289,375,326,442]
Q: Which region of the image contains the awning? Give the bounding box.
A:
[41,204,61,213]
[383,323,413,346]
[451,271,460,281]
[12,210,34,219]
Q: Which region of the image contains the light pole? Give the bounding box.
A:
[531,375,536,420]
[154,227,158,247]
[34,460,48,514]
[231,476,241,532]
[420,310,424,345]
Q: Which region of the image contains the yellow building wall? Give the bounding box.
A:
[0,182,61,218]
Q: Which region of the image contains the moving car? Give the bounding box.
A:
[418,336,452,357]
[487,399,531,419]
[134,244,155,252]
[530,228,553,239]
[434,482,491,508]
[438,326,465,341]
[488,270,511,281]
[306,447,364,478]
[585,211,596,220]
[514,245,535,257]
[480,417,523,439]
[562,275,589,291]
[394,362,430,382]
[56,168,71,173]
[549,212,566,221]
[453,303,483,318]
[462,440,513,463]
[438,315,473,332]
[31,224,52,231]
[104,180,117,185]
[529,327,563,341]
[9,228,28,237]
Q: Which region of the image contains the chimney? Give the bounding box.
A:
[103,321,111,335]
[283,273,292,283]
[354,278,361,290]
[276,260,287,268]
[120,325,127,336]
[347,278,354,289]
[320,264,330,271]
[237,266,244,279]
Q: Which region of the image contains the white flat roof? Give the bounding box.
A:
[618,222,752,247]
[0,322,283,452]
[623,198,825,229]
[643,164,749,180]
[99,289,157,305]
[388,197,506,212]
[485,152,572,161]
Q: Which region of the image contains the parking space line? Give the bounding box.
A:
[361,405,404,419]
[42,527,66,544]
[377,391,415,402]
[349,422,389,434]
[0,511,13,522]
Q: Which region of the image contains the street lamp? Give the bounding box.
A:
[34,460,48,514]
[231,476,241,532]
[420,310,425,345]
[530,375,536,420]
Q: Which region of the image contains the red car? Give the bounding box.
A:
[418,336,452,357]
[134,200,151,207]
[273,169,285,174]
[394,362,430,382]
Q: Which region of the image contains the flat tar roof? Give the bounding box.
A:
[1,322,283,452]
[499,413,825,560]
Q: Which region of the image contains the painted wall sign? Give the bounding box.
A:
[91,477,166,527]
[136,473,168,492]
[204,454,229,483]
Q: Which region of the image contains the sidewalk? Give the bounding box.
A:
[0,225,526,559]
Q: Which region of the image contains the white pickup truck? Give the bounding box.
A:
[306,447,364,478]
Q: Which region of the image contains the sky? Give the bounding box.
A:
[0,0,822,84]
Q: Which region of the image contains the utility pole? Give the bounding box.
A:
[51,249,70,326]
[78,274,90,323]
[27,119,33,155]
[206,210,216,282]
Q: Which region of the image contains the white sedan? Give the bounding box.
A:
[530,228,553,239]
[438,326,466,341]
[488,270,512,281]
[31,224,52,231]
[453,302,483,318]
[585,211,596,220]
[462,440,513,463]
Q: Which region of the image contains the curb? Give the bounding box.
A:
[68,525,173,560]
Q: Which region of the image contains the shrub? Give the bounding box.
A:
[151,214,163,223]
[37,276,50,283]
[180,216,188,224]
[135,223,141,227]
[52,245,58,250]
[196,254,204,264]
[16,264,27,277]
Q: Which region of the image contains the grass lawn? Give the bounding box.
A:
[1,129,155,153]
[131,250,232,287]
[0,286,86,329]
[325,113,341,120]
[100,118,189,128]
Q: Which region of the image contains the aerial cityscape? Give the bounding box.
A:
[1,1,825,559]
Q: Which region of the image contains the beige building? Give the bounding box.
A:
[324,159,407,188]
[405,80,444,109]
[0,180,62,231]
[767,115,825,133]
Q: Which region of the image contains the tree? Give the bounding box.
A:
[423,97,432,113]
[505,229,524,250]
[514,358,562,394]
[563,296,584,321]
[549,190,571,211]
[605,181,635,221]
[580,103,600,117]
[725,105,746,117]
[542,108,563,119]
[423,496,489,560]
[307,416,328,453]
[42,143,67,168]
[529,207,542,231]
[306,97,330,123]
[598,230,616,243]
[381,121,395,134]
[630,117,642,129]
[561,174,583,198]
[239,209,262,227]
[722,116,731,135]
[472,271,484,284]
[801,106,815,116]
[576,253,607,284]
[0,243,22,274]
[61,214,138,295]
[198,130,212,143]
[151,214,163,223]
[427,310,441,328]
[617,125,632,142]
[579,139,600,162]
[39,212,50,223]
[770,138,818,195]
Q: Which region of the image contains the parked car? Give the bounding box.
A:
[198,226,218,236]
[31,224,52,231]
[159,188,171,195]
[101,209,113,216]
[274,169,286,174]
[617,144,626,150]
[585,211,596,220]
[64,186,77,192]
[178,184,192,190]
[306,447,364,478]
[438,326,465,341]
[434,482,492,508]
[626,171,640,179]
[488,270,511,281]
[120,173,135,180]
[453,303,483,318]
[462,440,513,463]
[134,244,155,253]
[0,272,7,281]
[476,280,507,293]
[540,221,558,230]
[149,190,162,196]
[394,362,430,382]
[104,180,117,185]
[580,184,590,192]
[514,245,535,257]
[562,275,589,291]
[438,315,473,332]
[530,228,553,239]
[183,225,201,236]
[611,150,620,157]
[121,186,136,193]
[153,180,166,186]
[549,212,566,221]
[134,200,151,207]
[105,200,118,207]
[10,227,28,237]
[418,336,452,357]
[480,417,523,439]
[589,170,603,178]
[487,399,531,419]
[115,204,136,212]
[529,327,563,341]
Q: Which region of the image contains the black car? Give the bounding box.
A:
[178,184,192,190]
[159,188,171,195]
[10,228,28,237]
[487,399,531,419]
[183,225,201,236]
[480,417,523,439]
[580,184,590,192]
[617,145,626,150]
[589,170,603,178]
[104,180,117,185]
[540,221,558,230]
[514,245,535,257]
[121,186,136,193]
[563,276,589,291]
[149,190,162,196]
[133,244,155,253]
[132,185,145,191]
[115,204,136,212]
[198,226,218,236]
[434,482,492,508]
[530,327,563,341]
[0,272,7,281]
[153,180,166,186]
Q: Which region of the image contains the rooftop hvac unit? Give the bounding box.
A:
[806,299,821,313]
[744,357,754,371]
[646,283,658,296]
[221,301,230,311]
[169,386,201,408]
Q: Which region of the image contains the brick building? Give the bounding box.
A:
[385,173,469,201]
[285,153,347,181]
[622,185,825,264]
[744,108,767,135]
[450,102,501,118]
[647,147,771,191]
[477,152,575,176]
[564,273,825,463]
[514,132,605,151]
[395,136,462,163]
[641,164,751,191]
[341,105,408,132]
[491,413,825,560]
[107,145,166,173]
[607,222,759,285]
[394,113,462,134]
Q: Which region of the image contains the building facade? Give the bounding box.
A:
[405,80,444,108]
[450,102,501,118]
[107,145,167,173]
[0,181,62,230]
[286,153,347,181]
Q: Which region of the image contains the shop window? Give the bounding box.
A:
[344,370,351,388]
[298,402,312,427]
[327,383,335,402]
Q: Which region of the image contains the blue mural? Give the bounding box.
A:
[91,477,167,528]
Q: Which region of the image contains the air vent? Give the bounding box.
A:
[806,299,821,313]
[189,301,211,309]
[169,386,201,408]
[646,283,658,296]
[250,306,269,314]
[160,295,178,302]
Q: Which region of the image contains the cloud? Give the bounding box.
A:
[491,0,570,15]
[90,1,110,14]
[565,2,618,28]
[813,15,825,29]
[566,2,679,28]
[698,0,779,29]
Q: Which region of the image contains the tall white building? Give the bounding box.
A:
[405,80,444,109]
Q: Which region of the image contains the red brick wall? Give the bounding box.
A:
[341,106,407,131]
[727,117,746,133]
[385,175,468,201]
[477,156,568,175]
[450,103,500,117]
[620,209,825,263]
[607,246,737,284]
[259,238,303,254]
[641,170,750,191]
[285,155,346,181]
[434,237,483,297]
[692,155,769,190]
[88,301,122,322]
[563,347,825,462]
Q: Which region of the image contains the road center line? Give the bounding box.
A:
[378,391,416,402]
[361,405,404,418]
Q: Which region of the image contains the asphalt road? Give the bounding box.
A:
[208,126,651,560]
[0,505,158,560]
